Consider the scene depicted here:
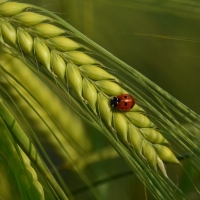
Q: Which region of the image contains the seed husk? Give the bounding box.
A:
[143,141,157,171]
[125,112,154,128]
[19,165,38,183]
[31,23,65,38]
[0,19,16,45]
[34,37,51,72]
[95,80,126,96]
[46,36,82,51]
[140,128,169,144]
[64,51,98,65]
[66,63,82,98]
[0,2,29,16]
[128,124,143,155]
[17,27,33,54]
[79,65,115,80]
[83,78,97,112]
[51,50,66,82]
[154,144,180,164]
[29,180,44,200]
[97,92,112,127]
[113,112,128,141]
[129,104,145,112]
[13,12,50,26]
[157,156,168,178]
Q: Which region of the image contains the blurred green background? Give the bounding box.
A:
[19,0,200,199]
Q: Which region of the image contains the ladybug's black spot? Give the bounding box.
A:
[131,105,133,108]
[124,95,127,98]
[122,107,124,109]
[124,102,127,106]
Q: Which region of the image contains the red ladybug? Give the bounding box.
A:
[110,94,135,111]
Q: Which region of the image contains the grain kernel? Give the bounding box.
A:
[51,50,66,82]
[143,141,157,171]
[97,92,112,127]
[1,19,16,45]
[125,112,154,128]
[140,128,168,144]
[95,80,126,96]
[13,12,50,26]
[65,51,98,65]
[79,65,115,80]
[83,78,97,112]
[0,2,29,16]
[34,38,51,71]
[31,23,65,38]
[154,144,179,164]
[47,36,82,51]
[128,124,143,155]
[66,63,82,98]
[113,112,128,141]
[17,27,33,54]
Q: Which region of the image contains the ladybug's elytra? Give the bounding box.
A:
[110,94,135,111]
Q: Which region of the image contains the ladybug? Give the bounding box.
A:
[110,94,135,111]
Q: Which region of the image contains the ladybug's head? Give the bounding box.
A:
[110,97,119,108]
